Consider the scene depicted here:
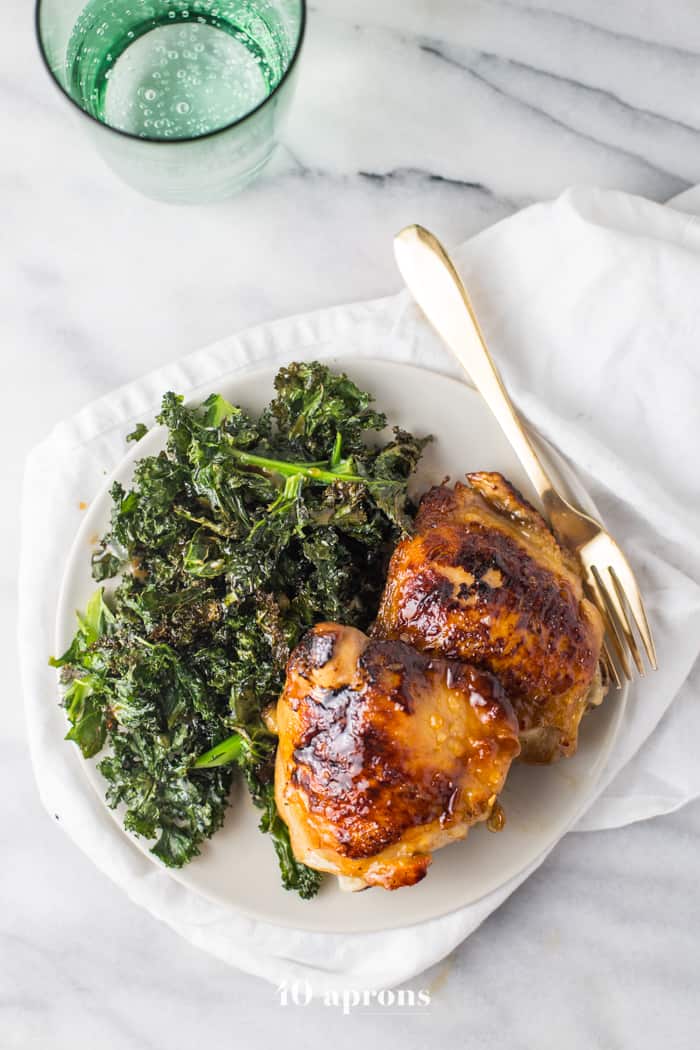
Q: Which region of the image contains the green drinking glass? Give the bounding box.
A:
[36,0,305,202]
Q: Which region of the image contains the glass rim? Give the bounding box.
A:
[34,0,307,146]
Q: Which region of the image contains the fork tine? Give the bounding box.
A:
[587,567,632,681]
[592,564,644,676]
[601,637,622,690]
[600,566,645,676]
[604,566,646,674]
[608,562,658,671]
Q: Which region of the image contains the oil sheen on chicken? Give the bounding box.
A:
[274,623,520,891]
[375,472,606,763]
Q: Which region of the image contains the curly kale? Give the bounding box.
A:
[51,361,430,897]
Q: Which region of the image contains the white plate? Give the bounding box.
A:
[56,358,627,933]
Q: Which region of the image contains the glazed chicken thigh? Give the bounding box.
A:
[275,623,520,890]
[375,473,606,762]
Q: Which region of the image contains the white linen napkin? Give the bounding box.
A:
[19,187,700,994]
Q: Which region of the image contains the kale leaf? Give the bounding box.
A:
[51,362,429,897]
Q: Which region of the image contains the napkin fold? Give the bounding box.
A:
[19,187,700,994]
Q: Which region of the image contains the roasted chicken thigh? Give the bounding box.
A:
[375,473,606,762]
[275,623,520,890]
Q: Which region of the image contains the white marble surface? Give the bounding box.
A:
[4,0,700,1046]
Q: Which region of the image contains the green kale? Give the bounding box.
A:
[269,361,386,457]
[51,362,429,897]
[126,422,149,443]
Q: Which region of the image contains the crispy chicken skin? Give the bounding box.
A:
[374,473,605,763]
[275,623,520,890]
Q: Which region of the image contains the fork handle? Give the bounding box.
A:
[394,224,561,514]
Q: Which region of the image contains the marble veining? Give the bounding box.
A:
[3,0,700,1045]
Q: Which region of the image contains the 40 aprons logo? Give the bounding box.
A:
[276,979,431,1014]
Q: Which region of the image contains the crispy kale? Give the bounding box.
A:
[51,362,429,896]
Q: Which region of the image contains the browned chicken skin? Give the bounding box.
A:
[275,623,520,890]
[375,473,606,762]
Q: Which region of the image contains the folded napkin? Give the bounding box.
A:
[19,187,700,994]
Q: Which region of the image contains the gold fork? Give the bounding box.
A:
[394,223,657,686]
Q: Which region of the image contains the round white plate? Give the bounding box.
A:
[56,358,627,933]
